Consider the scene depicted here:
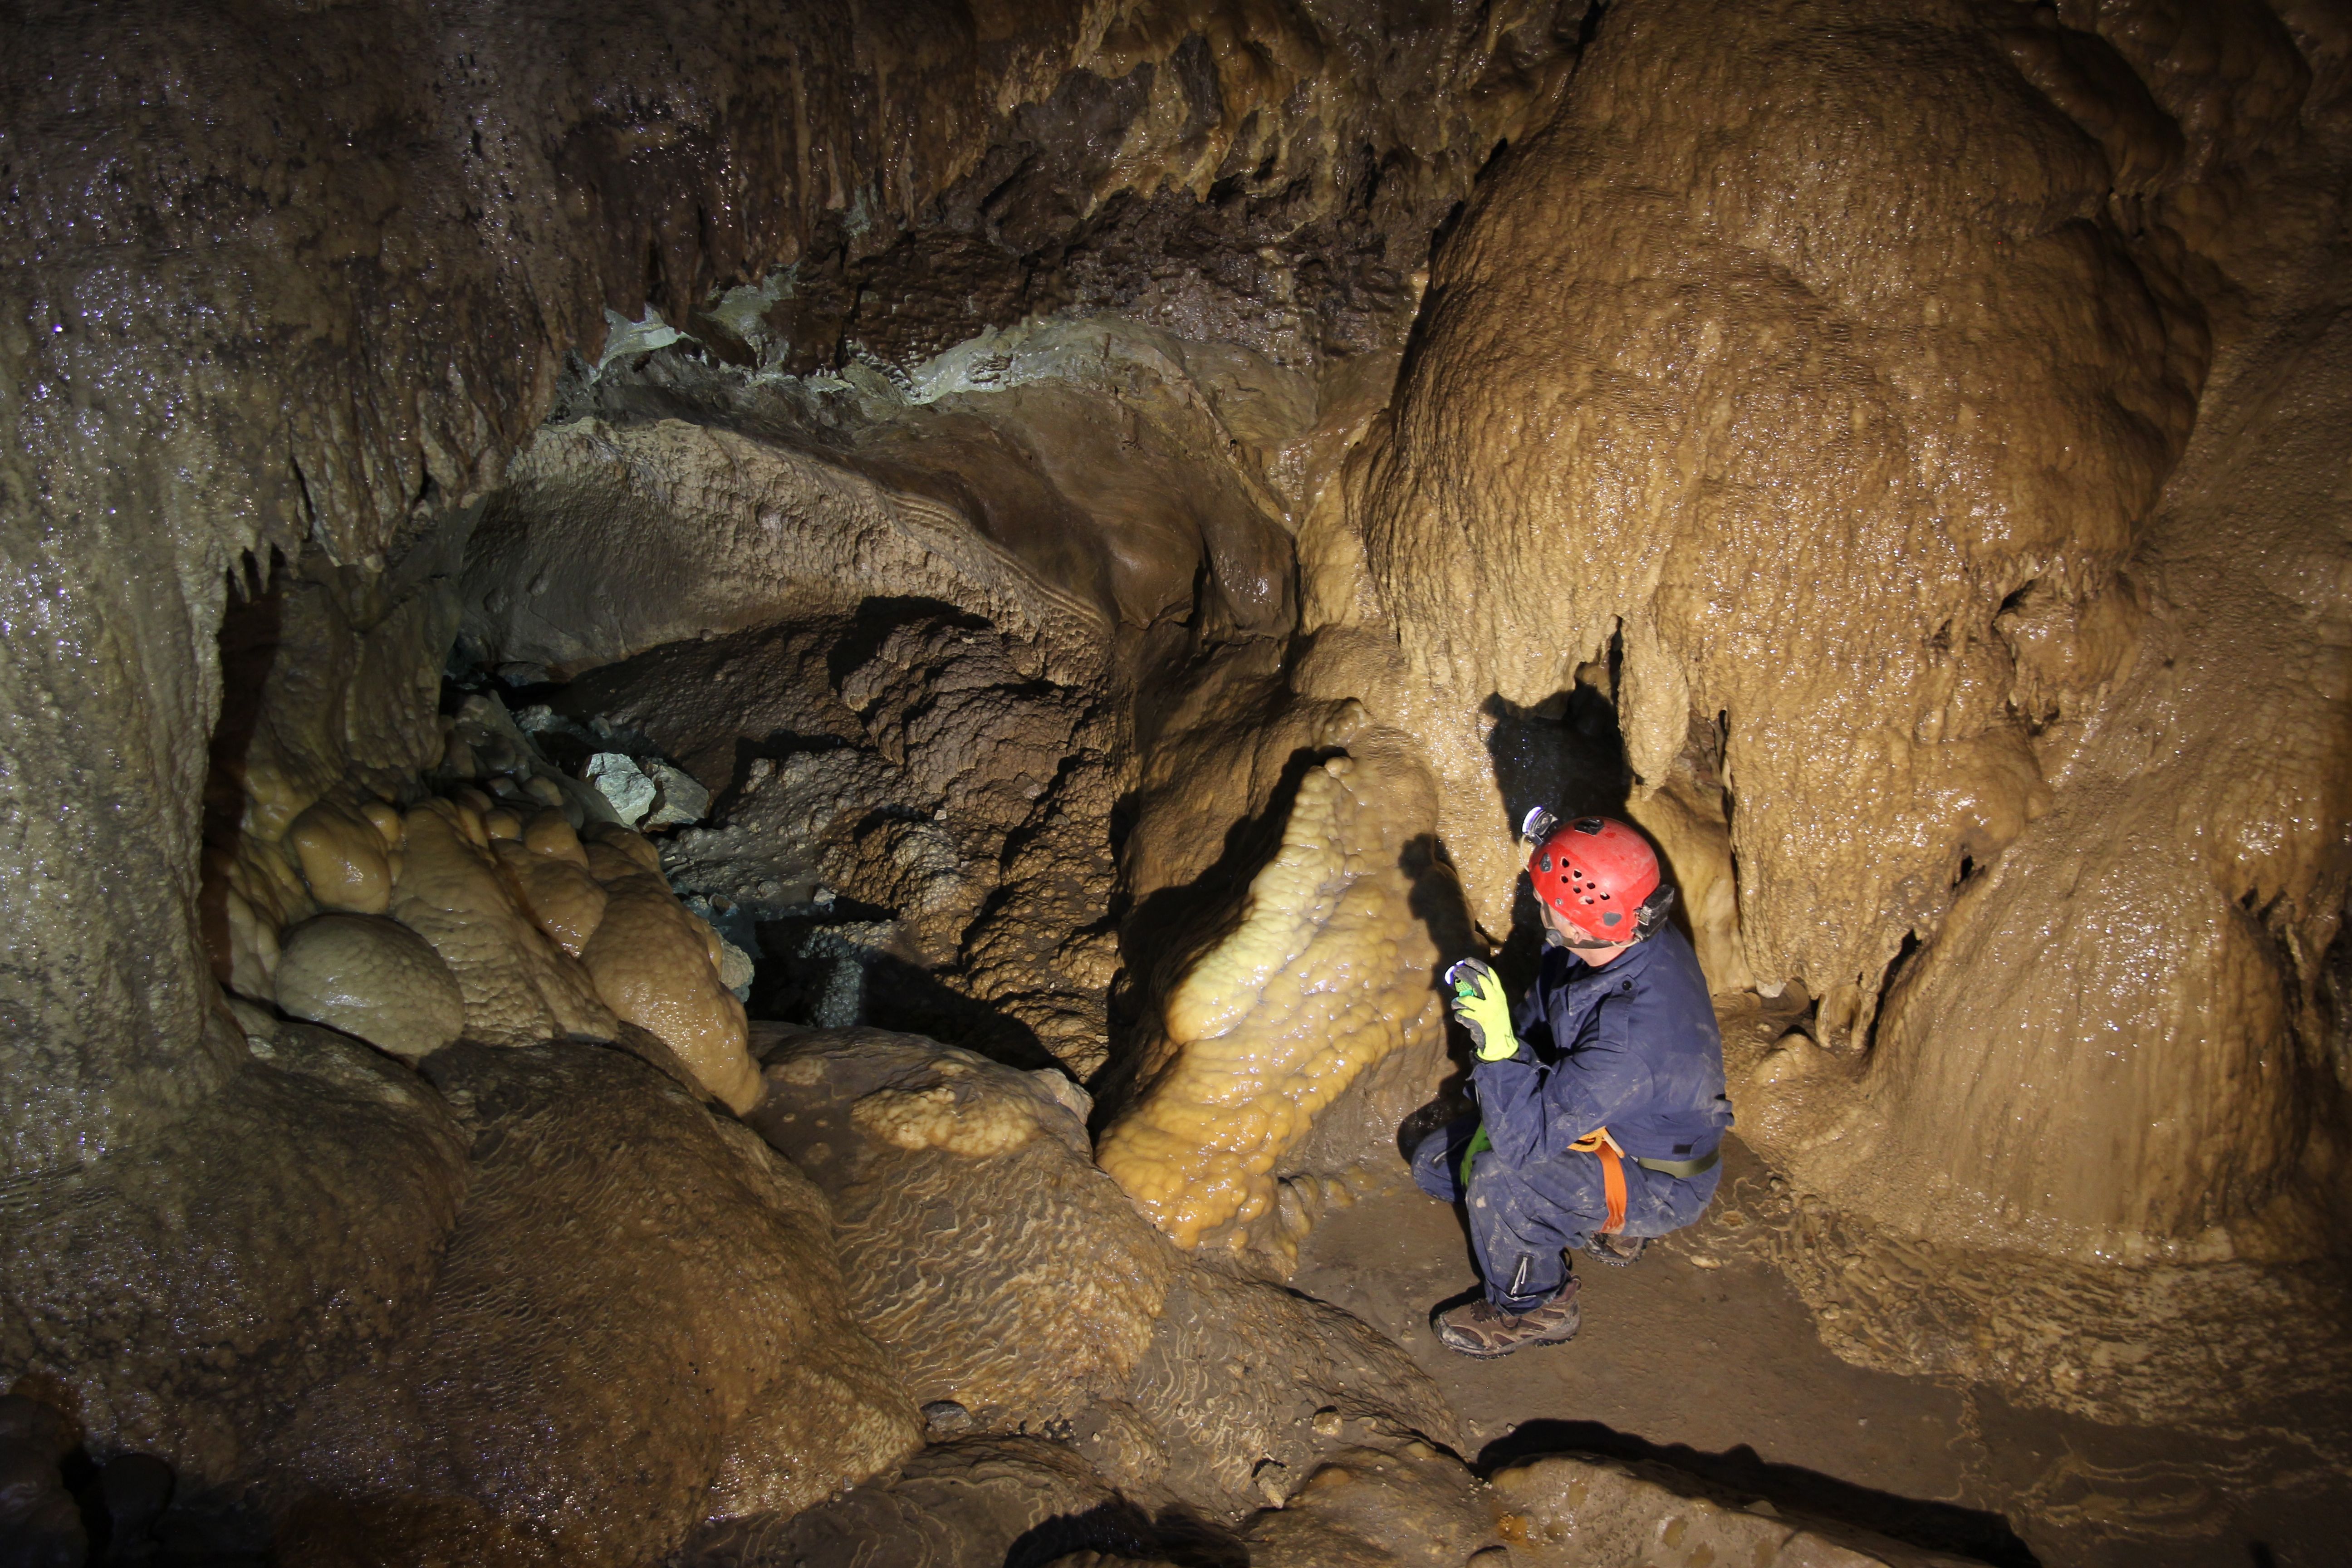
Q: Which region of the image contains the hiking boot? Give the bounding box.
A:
[1583,1231,1647,1268]
[1431,1279,1581,1359]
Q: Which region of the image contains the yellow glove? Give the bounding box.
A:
[1445,959,1522,1062]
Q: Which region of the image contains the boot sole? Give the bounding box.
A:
[1582,1239,1645,1268]
[1433,1312,1582,1359]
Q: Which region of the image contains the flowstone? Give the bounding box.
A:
[1344,0,2352,1289]
[749,1029,1173,1433]
[272,913,466,1062]
[745,1026,1461,1523]
[0,1016,469,1484]
[1098,727,1472,1267]
[688,1436,1156,1568]
[271,1040,916,1567]
[1488,1452,1984,1568]
[1238,1439,1505,1568]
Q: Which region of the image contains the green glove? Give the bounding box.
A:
[1446,958,1522,1062]
[1458,1122,1492,1190]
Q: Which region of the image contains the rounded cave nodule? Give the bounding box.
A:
[3,2,2348,1566]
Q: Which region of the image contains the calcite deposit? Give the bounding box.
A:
[1098,727,1472,1263]
[1488,1453,1987,1568]
[578,849,761,1113]
[270,1041,917,1566]
[1349,0,2351,1270]
[742,1027,1461,1526]
[273,914,466,1063]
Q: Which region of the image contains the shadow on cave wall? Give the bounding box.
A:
[749,906,1061,1073]
[1482,677,1632,995]
[194,552,288,988]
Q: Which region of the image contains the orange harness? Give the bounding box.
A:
[1570,1126,1629,1234]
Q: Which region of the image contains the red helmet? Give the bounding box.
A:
[1523,810,1675,947]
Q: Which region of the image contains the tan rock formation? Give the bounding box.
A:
[1361,0,2200,1022]
[1242,1438,1505,1567]
[273,914,466,1063]
[580,858,762,1114]
[0,1017,469,1480]
[462,418,1114,682]
[704,1436,1147,1568]
[286,800,397,915]
[493,837,610,958]
[390,805,620,1051]
[1490,1452,1983,1568]
[1745,62,2352,1264]
[1349,0,2347,1266]
[751,1032,1172,1434]
[748,1026,1460,1520]
[1099,728,1470,1264]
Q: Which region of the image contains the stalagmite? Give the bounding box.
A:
[1098,731,1467,1263]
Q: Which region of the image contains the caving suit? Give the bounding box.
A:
[1411,926,1734,1311]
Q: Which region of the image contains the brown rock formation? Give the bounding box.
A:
[271,1040,916,1566]
[746,1027,1460,1519]
[3,0,2348,1555]
[1350,0,2348,1263]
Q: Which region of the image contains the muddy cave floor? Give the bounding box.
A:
[1288,1139,2352,1568]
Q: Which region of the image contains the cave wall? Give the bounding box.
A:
[5,0,2349,1540]
[1349,0,2349,1260]
[0,0,1573,1172]
[5,0,1089,1174]
[0,0,1584,1497]
[1771,90,2352,1263]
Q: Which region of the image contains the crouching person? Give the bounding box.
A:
[1413,811,1734,1359]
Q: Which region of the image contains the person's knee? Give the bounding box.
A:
[1620,1166,1720,1236]
[1409,1119,1471,1201]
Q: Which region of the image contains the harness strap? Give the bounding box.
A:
[1568,1126,1629,1234]
[1634,1147,1720,1180]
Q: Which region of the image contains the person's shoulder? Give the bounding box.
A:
[1614,928,1709,1004]
[1646,925,1709,981]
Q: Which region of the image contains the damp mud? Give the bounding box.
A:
[1292,1137,2352,1568]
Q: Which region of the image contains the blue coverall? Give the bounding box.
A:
[1411,926,1734,1310]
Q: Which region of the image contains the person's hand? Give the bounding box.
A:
[1445,959,1522,1062]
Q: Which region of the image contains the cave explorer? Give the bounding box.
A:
[1412,810,1734,1359]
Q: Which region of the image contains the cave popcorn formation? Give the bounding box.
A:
[1100,742,1457,1259]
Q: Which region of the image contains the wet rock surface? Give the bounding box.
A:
[1488,1451,1986,1568]
[749,1029,1171,1434]
[745,1027,1462,1520]
[1291,1128,2352,1568]
[1349,0,2352,1277]
[0,1018,470,1483]
[270,1039,916,1567]
[686,1436,1159,1568]
[3,0,2349,1564]
[1098,725,1474,1266]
